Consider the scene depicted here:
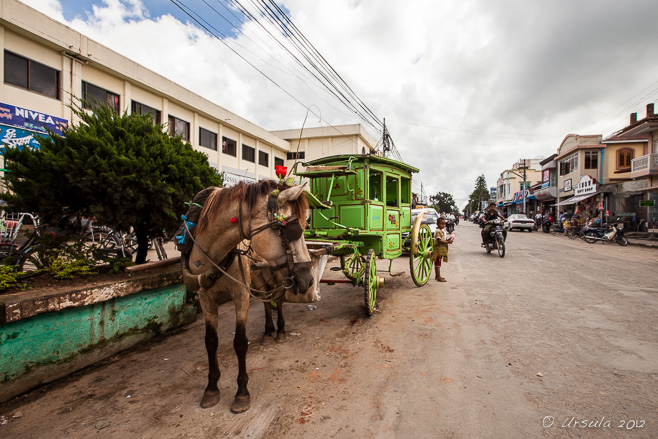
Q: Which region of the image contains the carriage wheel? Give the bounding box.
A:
[364,249,378,316]
[341,250,365,284]
[409,224,433,287]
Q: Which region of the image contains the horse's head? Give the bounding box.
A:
[249,184,314,294]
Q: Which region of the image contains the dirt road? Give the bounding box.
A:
[2,222,657,438]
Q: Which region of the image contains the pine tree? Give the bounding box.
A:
[430,191,459,213]
[3,103,222,264]
[467,175,489,212]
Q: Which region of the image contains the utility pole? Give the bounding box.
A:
[523,158,527,214]
[382,118,391,158]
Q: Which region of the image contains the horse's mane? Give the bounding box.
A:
[195,180,308,235]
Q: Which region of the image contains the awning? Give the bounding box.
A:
[496,203,504,207]
[555,192,597,206]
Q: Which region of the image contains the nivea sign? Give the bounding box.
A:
[0,102,67,136]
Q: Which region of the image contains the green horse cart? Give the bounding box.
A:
[292,154,434,316]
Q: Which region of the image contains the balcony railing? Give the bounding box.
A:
[631,153,658,179]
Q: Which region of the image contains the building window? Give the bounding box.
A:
[199,127,217,150]
[274,157,284,168]
[131,100,161,124]
[4,51,60,99]
[617,148,634,169]
[559,154,578,176]
[258,150,269,167]
[222,137,237,156]
[82,81,120,111]
[242,144,255,163]
[168,115,190,141]
[287,151,305,160]
[584,151,598,169]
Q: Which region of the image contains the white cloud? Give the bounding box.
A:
[19,0,658,207]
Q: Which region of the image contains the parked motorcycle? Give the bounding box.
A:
[542,217,552,233]
[583,224,629,246]
[482,218,506,257]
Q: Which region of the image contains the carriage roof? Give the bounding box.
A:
[296,154,419,177]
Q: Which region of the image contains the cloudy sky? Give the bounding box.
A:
[21,0,658,207]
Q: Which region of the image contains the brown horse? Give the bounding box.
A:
[180,180,314,413]
[251,253,328,343]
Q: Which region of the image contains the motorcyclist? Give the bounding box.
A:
[480,202,507,246]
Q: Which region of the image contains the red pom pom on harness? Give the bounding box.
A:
[230,217,239,224]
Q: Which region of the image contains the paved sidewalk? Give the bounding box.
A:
[627,238,658,248]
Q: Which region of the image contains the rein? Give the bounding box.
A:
[184,190,305,302]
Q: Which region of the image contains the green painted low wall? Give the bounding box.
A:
[0,269,196,403]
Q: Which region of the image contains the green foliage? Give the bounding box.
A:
[49,258,95,280]
[0,265,24,291]
[104,256,134,274]
[3,102,222,263]
[430,191,459,214]
[466,174,490,213]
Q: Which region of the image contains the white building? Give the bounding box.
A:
[0,0,377,188]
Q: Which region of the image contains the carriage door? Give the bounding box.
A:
[384,174,401,256]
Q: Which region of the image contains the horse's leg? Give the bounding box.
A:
[262,301,276,344]
[275,299,287,343]
[231,289,251,414]
[199,290,221,408]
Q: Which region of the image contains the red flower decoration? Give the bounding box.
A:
[230,217,239,224]
[275,165,287,179]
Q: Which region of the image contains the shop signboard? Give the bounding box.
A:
[0,125,43,151]
[574,175,597,196]
[543,169,550,182]
[223,172,256,187]
[640,200,655,207]
[564,178,572,192]
[0,102,67,136]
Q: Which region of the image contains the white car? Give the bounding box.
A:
[504,214,534,232]
[411,208,439,234]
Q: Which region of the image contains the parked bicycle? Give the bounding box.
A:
[0,213,43,274]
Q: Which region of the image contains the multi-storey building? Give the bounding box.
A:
[0,0,376,191]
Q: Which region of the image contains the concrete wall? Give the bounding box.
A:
[0,267,196,403]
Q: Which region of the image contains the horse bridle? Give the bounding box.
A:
[235,191,309,284]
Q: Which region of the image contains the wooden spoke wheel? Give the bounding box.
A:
[341,250,365,284]
[364,249,379,316]
[409,223,433,287]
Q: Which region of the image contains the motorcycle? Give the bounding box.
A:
[542,217,552,233]
[446,219,455,233]
[482,218,506,257]
[454,216,460,226]
[583,223,629,246]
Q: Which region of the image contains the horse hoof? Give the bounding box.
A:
[275,333,287,343]
[230,395,251,414]
[261,335,275,345]
[200,390,220,408]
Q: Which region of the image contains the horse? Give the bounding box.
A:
[180,180,314,413]
[250,251,328,343]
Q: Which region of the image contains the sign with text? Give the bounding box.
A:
[223,172,256,187]
[640,200,655,207]
[0,102,67,136]
[543,169,550,182]
[564,178,572,192]
[574,175,597,196]
[0,125,43,151]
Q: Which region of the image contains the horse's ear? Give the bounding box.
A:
[278,183,308,203]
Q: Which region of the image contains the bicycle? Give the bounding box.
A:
[0,213,44,274]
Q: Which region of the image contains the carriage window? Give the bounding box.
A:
[369,171,382,201]
[386,176,399,207]
[400,177,411,204]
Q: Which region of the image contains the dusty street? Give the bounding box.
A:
[2,222,658,438]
